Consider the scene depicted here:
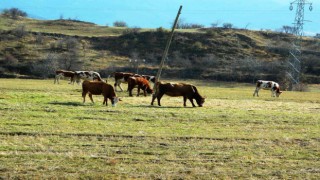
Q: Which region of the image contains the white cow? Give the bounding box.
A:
[253,80,283,97]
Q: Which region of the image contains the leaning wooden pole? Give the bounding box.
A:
[153,5,182,91]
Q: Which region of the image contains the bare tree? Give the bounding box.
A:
[32,53,58,78]
[59,49,83,70]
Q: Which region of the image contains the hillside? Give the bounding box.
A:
[0,15,319,85]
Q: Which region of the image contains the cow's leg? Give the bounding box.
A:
[151,94,157,105]
[253,88,259,97]
[54,74,61,84]
[129,87,133,97]
[82,91,87,103]
[118,82,124,92]
[143,89,147,96]
[157,93,164,106]
[137,86,141,97]
[188,97,196,107]
[183,96,187,107]
[76,77,81,85]
[271,90,275,97]
[253,88,260,97]
[54,75,57,84]
[68,76,73,84]
[70,76,75,85]
[104,97,108,106]
[89,93,94,103]
[142,86,147,96]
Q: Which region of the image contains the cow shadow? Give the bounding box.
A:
[133,104,195,109]
[48,101,85,106]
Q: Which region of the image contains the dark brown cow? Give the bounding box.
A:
[151,82,205,107]
[54,70,75,84]
[113,72,135,91]
[127,76,153,96]
[82,80,120,106]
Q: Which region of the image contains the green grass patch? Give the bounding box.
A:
[0,79,319,179]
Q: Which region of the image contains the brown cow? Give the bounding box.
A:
[82,80,120,106]
[113,72,135,91]
[54,70,75,84]
[127,76,153,96]
[151,82,205,107]
[113,72,155,91]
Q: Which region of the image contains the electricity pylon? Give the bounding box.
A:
[287,0,312,90]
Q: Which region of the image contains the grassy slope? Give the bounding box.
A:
[0,79,319,179]
[0,16,127,37]
[1,15,320,81]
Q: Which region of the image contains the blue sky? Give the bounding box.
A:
[1,0,319,35]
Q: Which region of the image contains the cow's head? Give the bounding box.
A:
[112,97,121,107]
[276,91,283,97]
[196,97,205,107]
[146,87,153,94]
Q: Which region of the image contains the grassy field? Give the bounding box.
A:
[0,78,319,179]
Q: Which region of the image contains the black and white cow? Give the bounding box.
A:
[74,71,103,84]
[253,80,283,97]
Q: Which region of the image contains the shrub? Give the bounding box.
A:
[113,21,128,27]
[2,8,27,19]
[223,23,233,29]
[12,25,28,38]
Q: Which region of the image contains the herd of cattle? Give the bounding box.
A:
[54,70,282,107]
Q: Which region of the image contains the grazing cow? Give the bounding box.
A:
[127,76,153,96]
[113,72,135,91]
[74,71,103,84]
[54,70,75,84]
[82,80,120,106]
[151,82,205,107]
[113,72,156,91]
[140,75,156,84]
[253,80,283,97]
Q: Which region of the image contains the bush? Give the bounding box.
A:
[113,21,128,27]
[292,83,309,92]
[223,23,233,29]
[12,25,28,38]
[2,8,27,19]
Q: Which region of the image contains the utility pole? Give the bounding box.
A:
[153,5,182,89]
[286,0,312,90]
